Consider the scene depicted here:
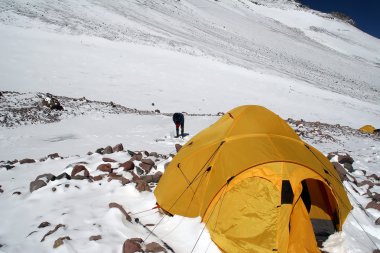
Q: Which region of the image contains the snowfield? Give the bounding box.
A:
[0,0,379,252]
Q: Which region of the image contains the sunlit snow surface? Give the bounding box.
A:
[0,0,379,252]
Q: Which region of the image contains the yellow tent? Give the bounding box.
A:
[154,105,352,253]
[359,125,376,134]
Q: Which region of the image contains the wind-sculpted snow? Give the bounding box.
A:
[0,0,379,103]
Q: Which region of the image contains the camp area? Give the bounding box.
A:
[155,105,352,253]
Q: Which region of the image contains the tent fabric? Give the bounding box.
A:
[359,125,376,134]
[154,105,352,253]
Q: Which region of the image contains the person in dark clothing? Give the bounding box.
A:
[172,112,185,137]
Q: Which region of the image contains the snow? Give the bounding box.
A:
[0,0,379,252]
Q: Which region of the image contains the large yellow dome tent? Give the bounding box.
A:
[154,105,352,253]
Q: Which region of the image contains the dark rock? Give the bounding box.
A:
[95,148,104,154]
[56,173,71,180]
[145,242,167,253]
[92,175,104,181]
[36,173,56,182]
[52,187,56,192]
[327,152,337,160]
[102,157,117,163]
[129,171,140,182]
[366,201,380,211]
[97,163,112,173]
[87,151,93,155]
[53,236,71,248]
[103,146,113,154]
[113,143,124,152]
[337,154,354,164]
[376,217,380,225]
[368,174,380,181]
[149,152,159,158]
[175,144,182,152]
[89,235,102,241]
[109,202,132,222]
[343,162,354,173]
[154,109,160,113]
[30,180,47,192]
[42,95,64,111]
[71,165,90,178]
[38,221,51,228]
[4,165,15,170]
[332,162,347,181]
[48,153,60,159]
[141,172,163,183]
[144,151,150,157]
[120,161,135,171]
[135,166,145,176]
[135,180,151,192]
[20,158,36,164]
[122,238,143,253]
[357,180,375,188]
[12,191,21,195]
[108,175,130,185]
[0,188,3,194]
[140,159,155,173]
[132,153,143,161]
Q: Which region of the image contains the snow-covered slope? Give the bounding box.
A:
[0,0,379,127]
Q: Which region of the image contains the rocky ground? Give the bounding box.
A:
[0,90,379,252]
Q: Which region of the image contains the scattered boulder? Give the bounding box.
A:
[89,235,102,241]
[103,157,117,163]
[71,165,90,178]
[87,151,93,156]
[366,201,380,211]
[357,180,375,188]
[19,158,36,164]
[109,202,132,222]
[175,144,182,152]
[368,174,380,181]
[12,191,21,195]
[140,159,155,173]
[154,109,160,113]
[367,190,380,202]
[103,146,113,154]
[97,163,112,173]
[108,175,130,185]
[123,238,143,253]
[0,185,3,193]
[149,152,159,158]
[120,161,135,171]
[327,152,337,160]
[41,94,64,111]
[145,242,167,253]
[113,143,124,152]
[30,180,47,193]
[131,153,143,161]
[48,153,61,159]
[53,236,71,248]
[135,180,151,192]
[332,162,347,181]
[343,162,354,173]
[376,217,380,226]
[41,224,65,242]
[36,173,56,182]
[38,221,51,228]
[3,164,15,170]
[136,166,145,176]
[92,175,104,181]
[141,172,163,184]
[95,148,104,154]
[337,153,354,164]
[56,173,71,180]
